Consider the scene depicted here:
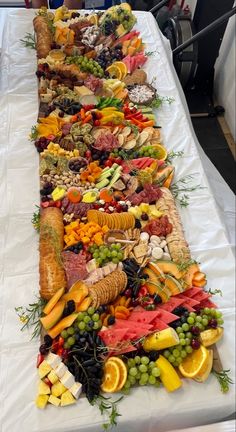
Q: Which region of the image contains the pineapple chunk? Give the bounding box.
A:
[38,380,51,395]
[38,361,52,379]
[48,370,59,385]
[35,394,49,409]
[51,381,67,397]
[48,395,61,406]
[61,390,76,406]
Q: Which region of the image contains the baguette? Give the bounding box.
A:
[39,207,66,300]
[156,187,191,263]
[33,15,52,59]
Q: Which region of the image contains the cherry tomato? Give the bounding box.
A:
[114,157,122,164]
[55,200,61,208]
[41,201,50,208]
[85,150,91,159]
[104,160,113,167]
[58,336,64,347]
[56,347,64,357]
[138,286,148,297]
[94,119,101,126]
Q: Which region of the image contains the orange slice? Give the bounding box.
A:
[101,360,120,393]
[109,357,127,391]
[152,144,168,161]
[179,345,212,379]
[111,61,128,79]
[106,65,122,81]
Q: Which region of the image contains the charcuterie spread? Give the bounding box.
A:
[16,4,232,428]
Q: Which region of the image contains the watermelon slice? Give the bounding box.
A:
[175,294,200,307]
[114,318,153,330]
[192,291,210,302]
[113,30,140,46]
[158,297,185,312]
[151,318,169,331]
[181,304,195,312]
[128,310,160,324]
[195,299,218,310]
[110,344,137,356]
[183,287,203,297]
[99,328,128,347]
[155,309,179,324]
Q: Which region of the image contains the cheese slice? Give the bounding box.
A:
[74,86,93,96]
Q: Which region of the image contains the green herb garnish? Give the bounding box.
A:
[31,205,40,233]
[212,369,233,393]
[166,150,184,164]
[20,32,36,49]
[91,395,123,431]
[30,125,38,141]
[123,121,139,137]
[177,259,198,272]
[171,174,205,207]
[15,296,46,339]
[145,50,158,56]
[207,288,223,297]
[150,95,175,109]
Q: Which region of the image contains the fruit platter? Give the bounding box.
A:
[1,4,235,432]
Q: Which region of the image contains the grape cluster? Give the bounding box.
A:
[34,137,50,153]
[61,307,103,349]
[124,356,161,391]
[96,46,123,70]
[66,56,104,78]
[89,243,124,266]
[165,308,224,367]
[66,330,105,402]
[138,146,161,159]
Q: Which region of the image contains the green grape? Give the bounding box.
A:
[129,367,138,377]
[61,330,68,339]
[117,252,124,260]
[140,373,149,383]
[129,376,136,385]
[141,356,150,365]
[185,338,191,345]
[67,327,75,335]
[196,323,204,331]
[187,317,195,325]
[93,251,99,259]
[84,315,91,323]
[169,355,175,363]
[176,326,183,334]
[176,357,182,364]
[203,307,211,315]
[78,321,86,330]
[67,336,75,346]
[112,257,120,264]
[186,332,192,339]
[173,349,180,358]
[148,375,156,385]
[180,350,187,358]
[196,316,202,323]
[217,318,224,325]
[186,345,193,354]
[215,310,222,318]
[92,313,100,322]
[189,312,197,318]
[134,356,141,364]
[179,332,185,339]
[202,318,208,327]
[139,364,148,373]
[182,323,190,331]
[97,257,103,266]
[123,381,131,390]
[163,349,171,358]
[77,312,85,321]
[136,372,141,380]
[148,361,155,369]
[111,250,118,257]
[180,339,186,346]
[127,358,135,368]
[173,361,178,367]
[151,367,160,377]
[64,341,70,349]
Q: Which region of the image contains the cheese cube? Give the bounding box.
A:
[54,362,68,379]
[38,380,51,395]
[48,395,61,406]
[74,85,93,96]
[51,381,67,397]
[35,394,49,409]
[61,390,76,406]
[38,361,52,379]
[69,382,82,400]
[60,371,75,389]
[46,353,61,369]
[48,370,59,385]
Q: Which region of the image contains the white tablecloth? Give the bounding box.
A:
[0,9,235,432]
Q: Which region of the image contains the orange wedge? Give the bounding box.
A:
[101,359,120,393]
[111,61,128,80]
[179,345,212,380]
[106,65,122,81]
[109,357,127,391]
[152,144,168,161]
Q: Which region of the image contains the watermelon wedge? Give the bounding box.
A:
[175,294,200,307]
[158,297,185,312]
[155,309,179,324]
[151,318,169,331]
[128,310,160,324]
[114,318,153,330]
[113,30,140,47]
[195,299,218,310]
[192,291,210,302]
[99,328,128,347]
[183,287,203,297]
[110,344,137,356]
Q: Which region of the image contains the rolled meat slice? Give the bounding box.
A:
[39,207,66,300]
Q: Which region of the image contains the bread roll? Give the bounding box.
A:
[39,207,66,300]
[33,15,52,59]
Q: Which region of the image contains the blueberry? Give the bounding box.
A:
[44,335,52,348]
[39,343,48,355]
[153,294,162,304]
[107,315,115,325]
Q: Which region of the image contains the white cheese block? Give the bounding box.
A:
[46,353,61,369]
[69,382,82,399]
[61,371,75,389]
[54,362,68,379]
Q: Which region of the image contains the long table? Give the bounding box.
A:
[0,9,235,432]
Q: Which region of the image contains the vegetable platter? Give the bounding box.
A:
[0,5,235,432]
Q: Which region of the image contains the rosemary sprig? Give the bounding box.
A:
[212,369,233,393]
[171,174,205,208]
[30,125,38,141]
[15,296,46,339]
[207,288,223,297]
[91,395,123,431]
[150,95,175,109]
[166,150,184,164]
[177,259,198,272]
[20,32,36,49]
[31,205,40,233]
[145,50,158,56]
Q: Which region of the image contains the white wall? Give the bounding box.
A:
[214,12,236,141]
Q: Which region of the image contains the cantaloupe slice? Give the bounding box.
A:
[43,287,65,315]
[183,263,200,287]
[62,285,88,303]
[148,263,165,282]
[192,279,207,287]
[40,300,65,330]
[165,275,184,295]
[76,296,92,312]
[47,313,78,339]
[152,261,182,280]
[192,271,206,282]
[146,281,170,303]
